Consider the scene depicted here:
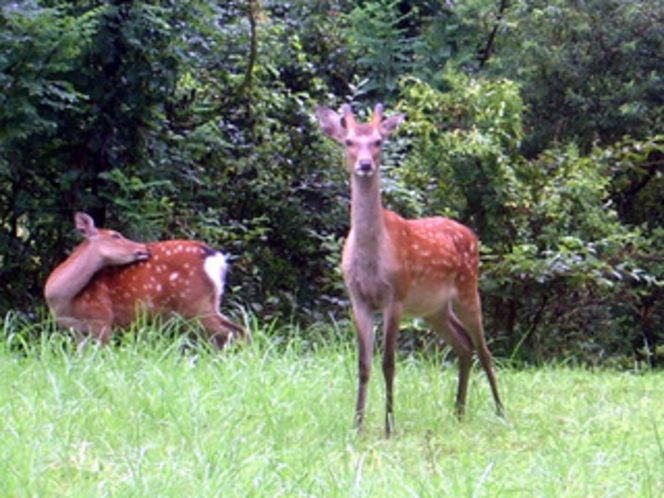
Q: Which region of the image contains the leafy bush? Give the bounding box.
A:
[397,74,663,364]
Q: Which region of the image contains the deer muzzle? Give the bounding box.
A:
[356,159,375,177]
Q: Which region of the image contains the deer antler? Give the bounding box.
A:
[371,103,384,126]
[341,104,357,130]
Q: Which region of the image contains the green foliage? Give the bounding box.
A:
[344,0,416,99]
[342,0,511,97]
[0,2,103,311]
[606,135,664,230]
[398,75,663,363]
[494,0,664,155]
[0,3,100,141]
[397,72,525,246]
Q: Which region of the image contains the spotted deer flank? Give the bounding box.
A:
[44,212,248,349]
[316,103,503,436]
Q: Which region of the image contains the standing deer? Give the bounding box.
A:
[44,212,247,348]
[316,103,503,436]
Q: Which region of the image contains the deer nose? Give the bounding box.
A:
[136,247,151,260]
[357,159,374,175]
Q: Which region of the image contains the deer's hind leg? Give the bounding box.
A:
[452,291,504,417]
[424,304,474,419]
[199,312,249,350]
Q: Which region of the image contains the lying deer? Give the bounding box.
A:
[316,103,504,436]
[44,212,247,348]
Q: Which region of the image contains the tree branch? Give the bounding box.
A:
[478,0,509,68]
[238,0,259,96]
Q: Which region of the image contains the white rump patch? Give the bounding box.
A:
[204,252,228,297]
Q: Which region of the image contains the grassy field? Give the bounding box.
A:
[1,319,663,497]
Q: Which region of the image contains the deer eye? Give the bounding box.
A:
[111,232,122,240]
[373,139,382,147]
[345,139,354,147]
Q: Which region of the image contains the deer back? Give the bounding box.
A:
[72,240,227,327]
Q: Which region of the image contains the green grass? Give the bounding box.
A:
[1,320,663,497]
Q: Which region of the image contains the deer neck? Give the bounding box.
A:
[349,173,387,251]
[44,242,108,313]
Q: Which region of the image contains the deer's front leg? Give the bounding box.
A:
[353,302,375,432]
[382,301,402,437]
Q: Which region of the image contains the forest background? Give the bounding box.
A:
[1,0,663,365]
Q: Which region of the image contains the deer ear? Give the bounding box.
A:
[74,212,98,238]
[380,113,406,137]
[316,106,346,142]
